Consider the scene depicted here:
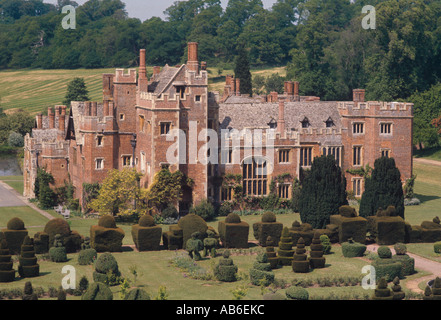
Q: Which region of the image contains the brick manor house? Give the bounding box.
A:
[23,42,414,212]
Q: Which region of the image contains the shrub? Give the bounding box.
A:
[161,205,178,219]
[219,201,234,217]
[214,250,238,282]
[286,286,309,300]
[377,246,392,259]
[8,131,24,147]
[78,275,89,293]
[249,253,275,286]
[394,243,407,255]
[372,277,393,300]
[177,213,208,246]
[434,242,441,254]
[320,235,332,254]
[90,216,125,252]
[49,234,68,262]
[18,236,39,278]
[81,282,113,300]
[93,252,121,284]
[339,205,357,217]
[7,217,25,230]
[98,215,117,228]
[78,248,97,265]
[0,239,15,283]
[341,240,366,258]
[125,288,150,300]
[278,227,294,266]
[43,218,82,253]
[261,212,276,223]
[189,199,216,221]
[22,281,38,300]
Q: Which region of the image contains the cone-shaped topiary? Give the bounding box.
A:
[372,277,393,300]
[49,234,68,262]
[391,277,405,300]
[277,227,294,266]
[81,282,113,300]
[0,239,15,282]
[309,231,326,269]
[265,236,279,269]
[125,288,150,300]
[93,252,120,284]
[2,217,28,255]
[423,285,433,300]
[18,236,39,278]
[22,281,38,300]
[214,250,238,282]
[292,237,309,273]
[249,252,275,286]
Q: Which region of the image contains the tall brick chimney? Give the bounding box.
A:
[235,78,240,96]
[103,74,114,101]
[278,100,286,135]
[187,42,199,73]
[287,81,294,96]
[91,102,97,117]
[48,107,55,129]
[294,81,299,96]
[58,105,66,132]
[353,89,365,102]
[139,49,148,91]
[85,101,91,116]
[36,113,42,129]
[271,91,278,102]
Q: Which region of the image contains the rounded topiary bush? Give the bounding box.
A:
[98,215,117,229]
[214,250,238,282]
[377,246,392,259]
[262,212,276,223]
[339,205,356,218]
[286,286,309,300]
[125,288,150,300]
[394,243,407,255]
[78,248,97,265]
[139,215,155,227]
[7,217,25,230]
[43,218,82,253]
[225,213,241,224]
[81,282,113,300]
[93,252,120,284]
[341,240,366,258]
[434,242,441,254]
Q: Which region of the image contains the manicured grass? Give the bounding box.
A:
[0,206,49,230]
[414,146,441,161]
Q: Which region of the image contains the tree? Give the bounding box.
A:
[89,168,142,215]
[359,157,405,219]
[63,77,89,106]
[35,167,57,209]
[298,155,348,229]
[234,47,252,96]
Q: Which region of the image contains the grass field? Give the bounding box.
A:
[0,66,286,116]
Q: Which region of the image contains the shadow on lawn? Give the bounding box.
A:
[414,193,441,204]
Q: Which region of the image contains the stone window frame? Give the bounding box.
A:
[119,113,125,121]
[322,146,342,167]
[121,154,132,167]
[380,148,391,158]
[96,134,104,147]
[242,156,268,197]
[277,183,290,199]
[351,177,363,197]
[278,149,290,164]
[95,158,104,170]
[299,146,313,168]
[139,115,145,133]
[352,121,365,135]
[352,145,363,167]
[379,122,393,135]
[160,122,172,135]
[195,95,202,102]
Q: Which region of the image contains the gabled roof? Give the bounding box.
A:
[148,64,184,95]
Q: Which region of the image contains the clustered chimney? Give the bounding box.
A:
[353,89,365,102]
[57,106,66,132]
[153,66,161,77]
[48,107,55,129]
[36,113,43,129]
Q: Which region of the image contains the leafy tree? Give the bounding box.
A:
[234,47,252,96]
[7,131,23,147]
[89,168,142,215]
[63,77,89,106]
[35,167,57,209]
[359,157,405,219]
[298,155,348,229]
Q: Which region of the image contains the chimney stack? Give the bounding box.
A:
[278,100,286,135]
[48,107,55,129]
[85,101,91,116]
[353,89,365,102]
[187,42,199,73]
[270,91,278,102]
[235,78,240,96]
[36,113,43,129]
[58,105,66,133]
[103,100,109,117]
[201,61,207,71]
[153,66,161,77]
[139,49,148,91]
[91,102,97,117]
[103,74,114,101]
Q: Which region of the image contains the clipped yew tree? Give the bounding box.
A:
[249,252,275,286]
[131,214,162,251]
[1,217,28,255]
[359,157,405,219]
[18,236,39,278]
[214,250,238,282]
[372,277,393,300]
[43,218,82,253]
[218,212,249,248]
[292,237,309,273]
[298,155,348,229]
[90,215,125,252]
[252,211,283,246]
[0,239,15,282]
[265,236,279,269]
[277,227,294,266]
[82,282,113,300]
[309,231,326,269]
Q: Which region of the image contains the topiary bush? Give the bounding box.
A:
[0,239,16,282]
[90,215,125,252]
[131,214,162,251]
[125,288,150,300]
[49,234,68,262]
[377,246,392,259]
[285,286,309,300]
[178,214,208,246]
[320,234,332,254]
[214,250,238,282]
[249,252,275,286]
[93,252,121,285]
[309,231,326,269]
[434,241,441,254]
[391,277,405,300]
[22,281,38,300]
[18,236,39,278]
[78,248,97,265]
[81,282,113,300]
[292,237,309,273]
[394,243,407,255]
[218,213,249,249]
[341,239,366,258]
[277,227,294,266]
[2,217,28,255]
[252,212,283,246]
[43,218,82,253]
[186,232,204,261]
[371,277,393,300]
[391,243,415,276]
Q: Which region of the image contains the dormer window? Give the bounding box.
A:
[267,118,277,129]
[301,117,310,128]
[325,117,335,128]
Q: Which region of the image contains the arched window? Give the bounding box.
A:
[242,157,268,196]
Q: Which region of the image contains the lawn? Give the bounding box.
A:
[413,146,441,161]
